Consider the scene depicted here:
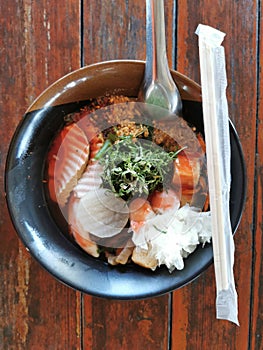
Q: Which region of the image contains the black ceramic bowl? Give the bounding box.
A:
[5,60,246,299]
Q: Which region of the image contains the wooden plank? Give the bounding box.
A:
[250,9,263,348]
[251,138,263,349]
[0,1,81,349]
[81,1,175,348]
[82,296,169,349]
[21,259,81,350]
[83,0,174,65]
[171,1,258,349]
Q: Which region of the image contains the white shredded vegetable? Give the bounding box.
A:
[131,204,212,271]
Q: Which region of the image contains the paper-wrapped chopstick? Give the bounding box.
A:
[195,24,239,325]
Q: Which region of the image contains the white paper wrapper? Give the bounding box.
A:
[195,24,239,325]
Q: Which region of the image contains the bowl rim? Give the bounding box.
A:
[26,59,202,113]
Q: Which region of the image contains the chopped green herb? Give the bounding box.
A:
[98,132,183,201]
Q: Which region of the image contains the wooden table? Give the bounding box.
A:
[1,1,262,349]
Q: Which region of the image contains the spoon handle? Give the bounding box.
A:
[145,0,171,86]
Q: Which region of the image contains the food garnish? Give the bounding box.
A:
[96,132,183,201]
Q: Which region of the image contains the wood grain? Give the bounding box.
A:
[173,1,258,349]
[0,1,81,349]
[250,7,263,349]
[83,0,175,65]
[82,296,169,350]
[0,0,262,349]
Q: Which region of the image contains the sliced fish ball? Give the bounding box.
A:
[77,188,129,238]
[68,197,99,257]
[73,162,103,198]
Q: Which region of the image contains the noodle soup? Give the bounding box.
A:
[46,95,211,272]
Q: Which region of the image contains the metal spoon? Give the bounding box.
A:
[139,0,182,116]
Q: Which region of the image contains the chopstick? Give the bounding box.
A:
[196,24,239,325]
